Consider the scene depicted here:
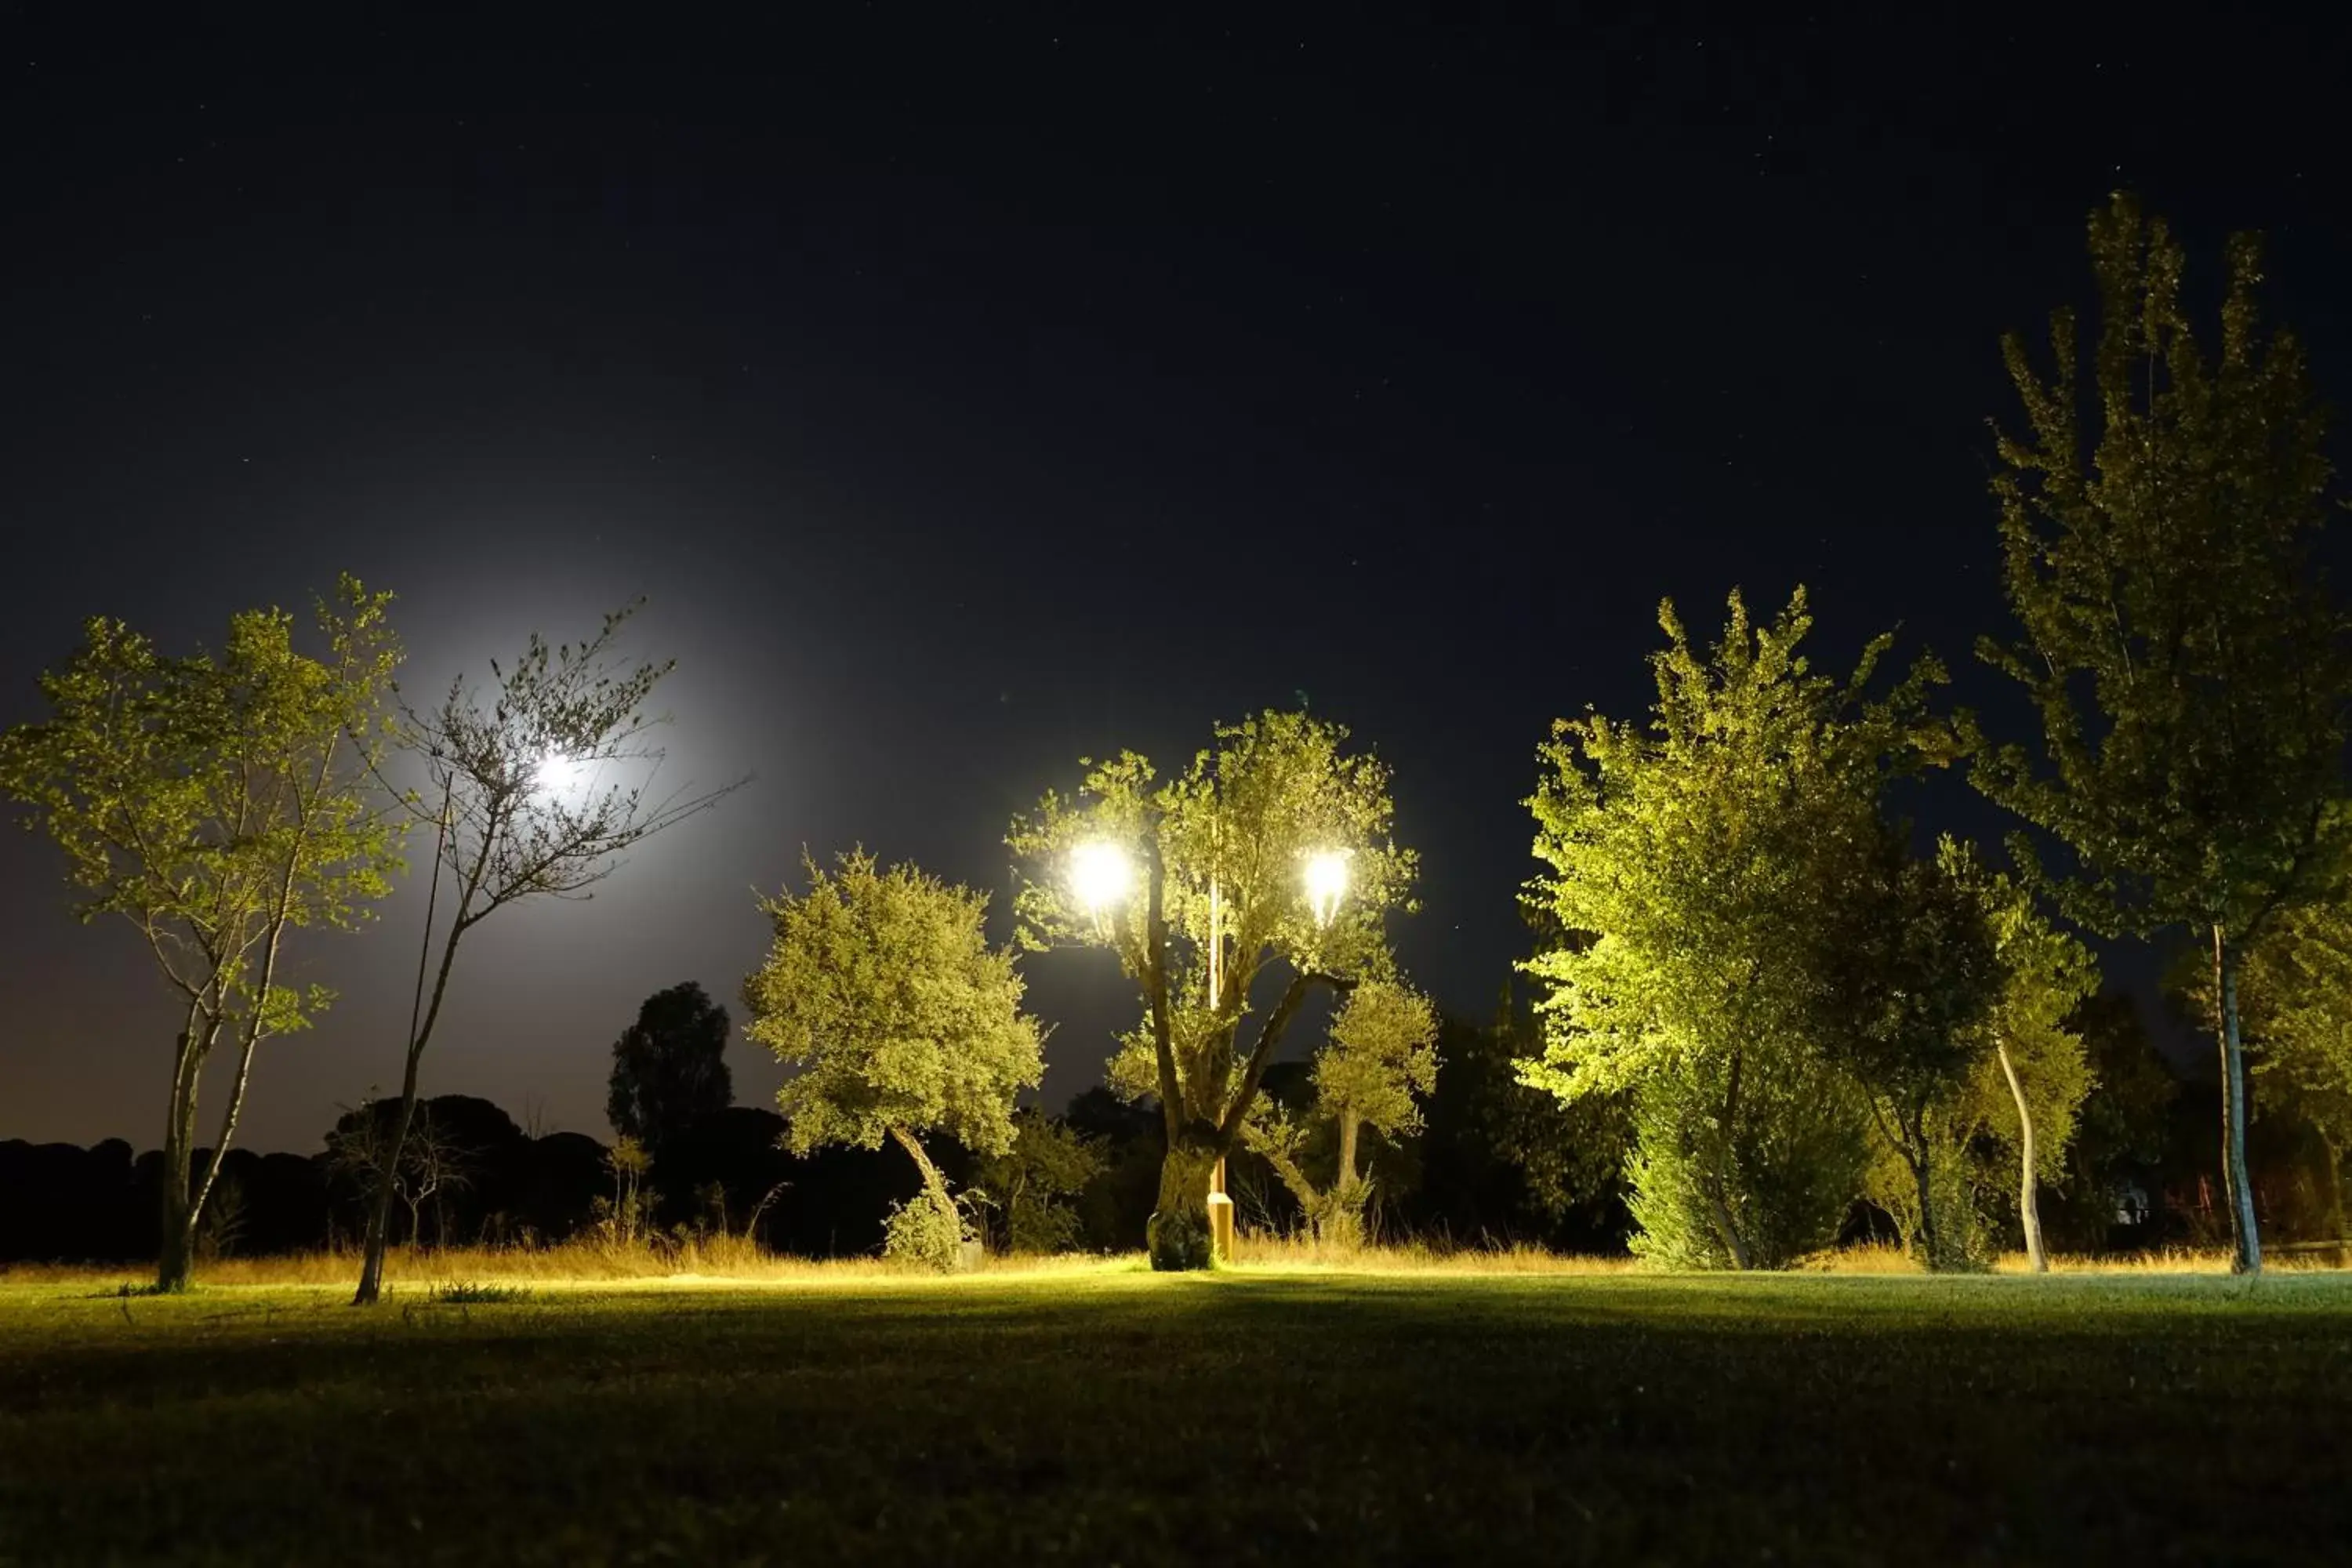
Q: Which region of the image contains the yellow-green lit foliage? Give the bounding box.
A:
[1009,711,1417,1142]
[1314,979,1440,1139]
[1519,588,1956,1269]
[745,851,1044,1163]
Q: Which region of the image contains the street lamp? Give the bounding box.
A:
[1303,848,1352,927]
[1069,840,1134,920]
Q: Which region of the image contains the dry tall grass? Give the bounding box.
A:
[7,1234,2339,1292]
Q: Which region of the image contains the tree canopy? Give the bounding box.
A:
[607,981,734,1156]
[1009,710,1418,1269]
[0,575,402,1290]
[743,850,1044,1267]
[1974,191,2348,1273]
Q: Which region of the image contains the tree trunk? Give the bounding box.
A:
[1908,1138,1940,1272]
[1996,1042,2047,1273]
[2320,1132,2347,1258]
[155,1030,204,1294]
[1337,1109,1361,1193]
[1703,1047,1753,1271]
[2214,926,2263,1276]
[887,1124,952,1210]
[354,1038,427,1305]
[1148,1141,1218,1271]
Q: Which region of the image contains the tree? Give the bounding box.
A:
[742,851,1044,1272]
[1950,848,2100,1271]
[607,981,733,1157]
[972,1109,1106,1254]
[0,578,402,1292]
[1975,192,2348,1275]
[1242,978,1438,1246]
[1009,710,1417,1270]
[2184,858,2352,1241]
[1519,589,1954,1269]
[328,1098,474,1250]
[1813,839,2004,1271]
[351,602,734,1305]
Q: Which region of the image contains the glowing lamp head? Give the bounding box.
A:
[1302,848,1352,927]
[1070,841,1135,918]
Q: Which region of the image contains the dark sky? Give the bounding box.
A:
[5,7,2349,1153]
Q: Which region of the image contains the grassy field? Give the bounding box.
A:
[3,1264,2349,1565]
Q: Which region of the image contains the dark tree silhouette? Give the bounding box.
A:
[607,982,734,1155]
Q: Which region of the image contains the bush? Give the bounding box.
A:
[1625,1056,1869,1271]
[882,1186,971,1272]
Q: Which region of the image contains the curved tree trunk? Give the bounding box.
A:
[1995,1042,2047,1273]
[887,1124,952,1210]
[2214,927,2263,1276]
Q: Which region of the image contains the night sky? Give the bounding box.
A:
[6,9,2349,1153]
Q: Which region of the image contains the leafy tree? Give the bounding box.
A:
[1009,710,1417,1269]
[1519,589,1953,1269]
[607,981,733,1157]
[2182,862,2352,1240]
[972,1108,1106,1254]
[1242,978,1438,1246]
[1814,839,2004,1271]
[742,851,1044,1272]
[352,603,733,1305]
[1954,848,2100,1270]
[0,578,401,1292]
[1975,192,2348,1274]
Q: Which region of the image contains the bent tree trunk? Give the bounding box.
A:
[1149,1141,1218,1272]
[887,1124,953,1212]
[1995,1042,2047,1273]
[2214,927,2263,1276]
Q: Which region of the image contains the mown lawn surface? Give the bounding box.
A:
[2,1268,2348,1565]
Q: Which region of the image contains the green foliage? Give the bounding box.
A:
[1624,1054,1869,1271]
[972,1109,1106,1254]
[1519,588,1953,1267]
[1858,848,2099,1268]
[1314,980,1441,1142]
[1008,710,1419,1266]
[1974,191,2343,1272]
[1975,192,2347,948]
[606,981,733,1154]
[744,851,1044,1163]
[0,576,404,1036]
[1242,979,1440,1244]
[880,1185,971,1273]
[0,577,405,1288]
[2196,862,2352,1152]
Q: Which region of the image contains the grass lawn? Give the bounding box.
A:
[2,1265,2349,1565]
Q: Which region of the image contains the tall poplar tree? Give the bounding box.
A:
[1975,193,2347,1274]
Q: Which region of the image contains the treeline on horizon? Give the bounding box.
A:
[5,993,2342,1268]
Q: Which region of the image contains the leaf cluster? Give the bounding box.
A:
[743,851,1044,1160]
